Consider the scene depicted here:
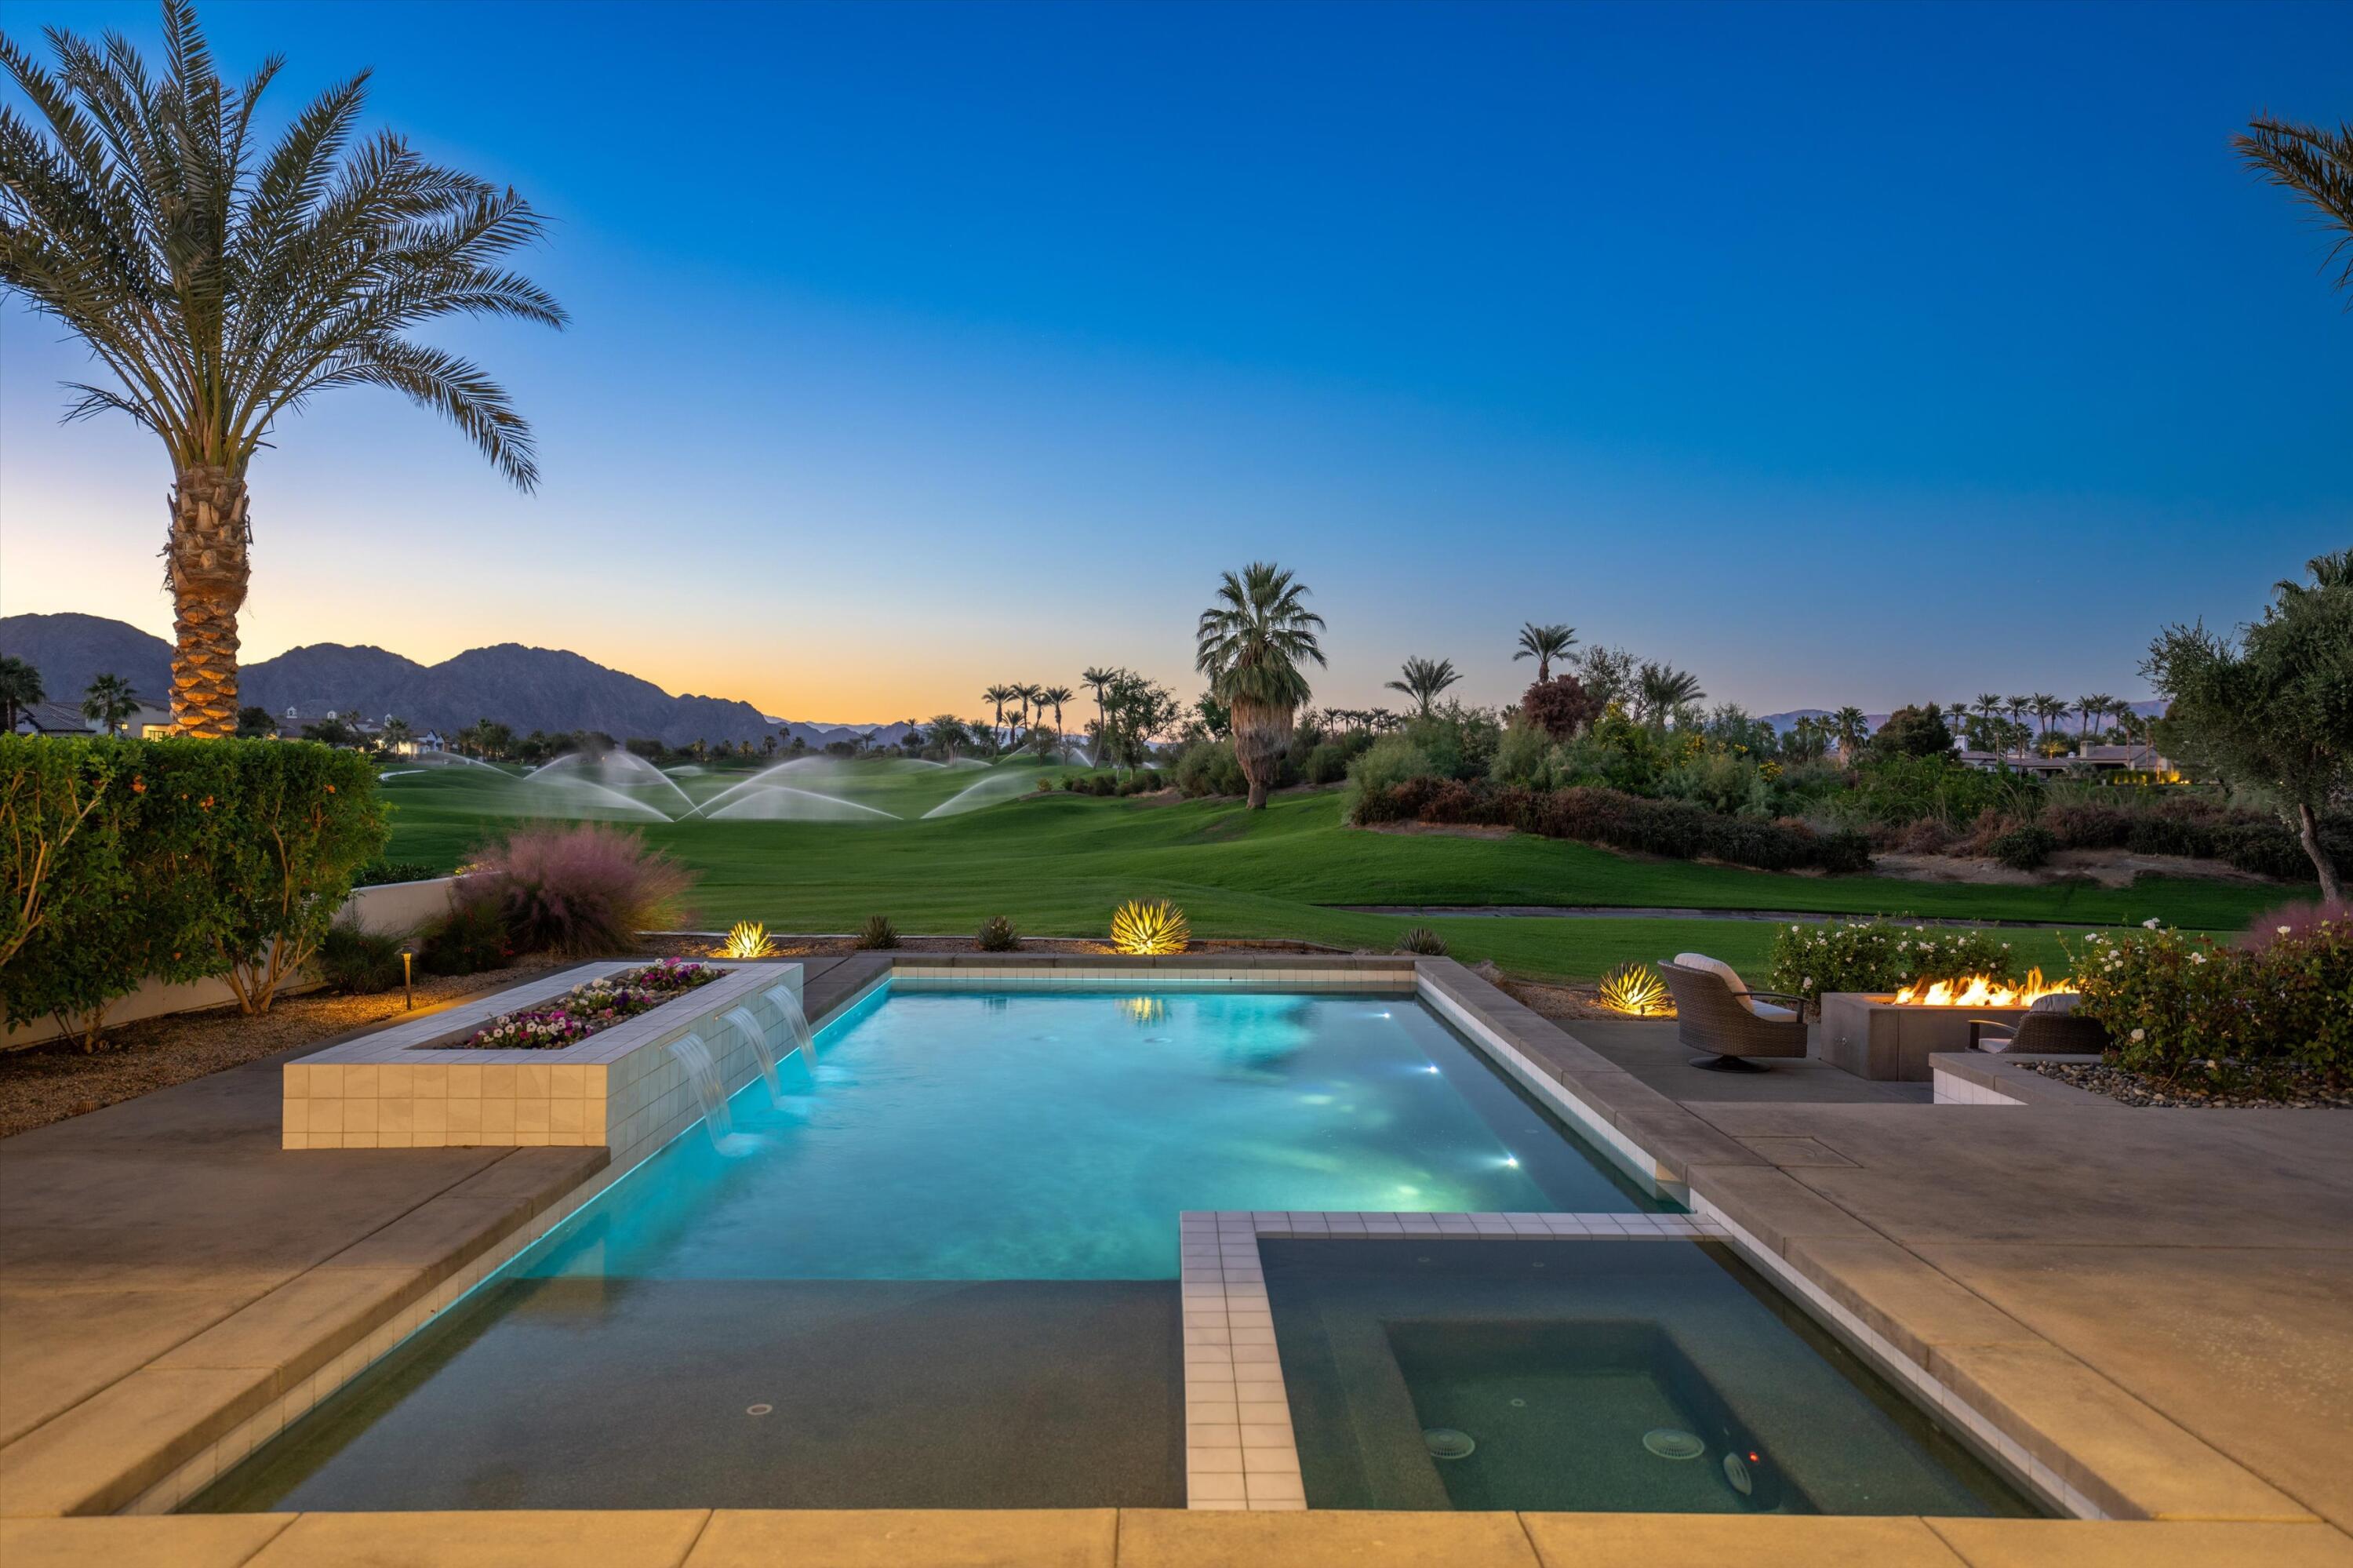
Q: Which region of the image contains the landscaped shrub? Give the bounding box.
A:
[1342,737,1438,818]
[2067,926,2278,1084]
[1117,768,1165,795]
[856,914,900,949]
[417,897,515,976]
[1989,823,2057,871]
[458,822,696,958]
[1301,730,1373,786]
[1520,675,1602,741]
[1350,773,1871,874]
[1766,920,2020,1007]
[354,859,439,887]
[315,920,409,994]
[976,914,1021,951]
[0,735,384,1039]
[1488,719,1559,791]
[1172,738,1249,798]
[1394,926,1447,956]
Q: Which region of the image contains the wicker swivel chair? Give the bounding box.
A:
[1968,991,2108,1055]
[1659,954,1809,1072]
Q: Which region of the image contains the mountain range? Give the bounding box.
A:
[0,613,905,748]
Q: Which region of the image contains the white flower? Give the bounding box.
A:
[2278,926,2292,937]
[2129,1028,2145,1042]
[2144,918,2162,930]
[2191,952,2206,965]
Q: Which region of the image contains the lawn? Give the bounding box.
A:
[376,762,2302,984]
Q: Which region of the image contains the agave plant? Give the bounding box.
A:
[1195,562,1326,809]
[0,2,566,735]
[1394,926,1447,957]
[722,920,775,959]
[1110,898,1189,955]
[854,914,900,951]
[1595,962,1674,1018]
[976,914,1021,952]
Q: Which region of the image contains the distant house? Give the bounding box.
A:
[1958,744,2173,778]
[10,699,176,737]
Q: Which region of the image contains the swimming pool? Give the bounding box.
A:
[195,987,1654,1510]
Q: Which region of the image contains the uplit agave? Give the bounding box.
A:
[1111,898,1191,955]
[722,920,775,959]
[1596,962,1674,1018]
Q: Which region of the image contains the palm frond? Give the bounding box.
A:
[2237,115,2353,304]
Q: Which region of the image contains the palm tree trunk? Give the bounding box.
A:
[2297,802,2345,904]
[167,465,252,738]
[1230,697,1290,809]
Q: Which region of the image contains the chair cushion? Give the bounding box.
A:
[2027,991,2079,1015]
[1674,953,1773,1017]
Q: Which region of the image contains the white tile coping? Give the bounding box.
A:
[1178,1210,1729,1511]
[889,967,1417,991]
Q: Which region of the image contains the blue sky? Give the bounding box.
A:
[2,0,2347,721]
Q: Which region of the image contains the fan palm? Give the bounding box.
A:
[1080,667,1118,765]
[1831,705,1868,758]
[2078,694,2115,745]
[1385,656,1460,718]
[1511,622,1577,684]
[0,655,42,729]
[1011,682,1041,744]
[1195,562,1326,809]
[982,685,1012,744]
[2237,116,2353,306]
[81,672,140,736]
[1036,683,1073,740]
[0,2,566,736]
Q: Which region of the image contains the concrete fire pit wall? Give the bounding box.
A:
[1817,991,2031,1081]
[282,961,802,1168]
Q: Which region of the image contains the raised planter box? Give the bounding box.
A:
[1818,991,2031,1082]
[282,960,802,1167]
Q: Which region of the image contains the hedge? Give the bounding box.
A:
[0,735,387,1044]
[1351,776,1872,874]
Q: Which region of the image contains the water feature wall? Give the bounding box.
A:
[283,962,806,1170]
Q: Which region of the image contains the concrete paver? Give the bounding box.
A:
[1522,1512,1968,1567]
[685,1507,1117,1567]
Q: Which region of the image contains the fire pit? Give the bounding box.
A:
[1819,970,2075,1082]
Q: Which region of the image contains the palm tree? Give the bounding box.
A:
[2078,694,2115,747]
[0,3,566,737]
[1036,683,1073,749]
[1512,622,1577,684]
[81,672,139,736]
[1829,706,1868,759]
[1972,693,2005,754]
[982,685,1012,746]
[0,654,42,729]
[1195,562,1326,809]
[1080,667,1118,765]
[1011,682,1042,744]
[2004,696,2031,757]
[1635,664,1704,725]
[2236,116,2353,306]
[1385,656,1460,718]
[2028,694,2066,751]
[381,716,413,753]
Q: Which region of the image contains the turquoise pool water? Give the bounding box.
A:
[192,987,1660,1512]
[529,987,1653,1282]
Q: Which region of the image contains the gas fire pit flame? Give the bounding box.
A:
[1890,967,2073,1008]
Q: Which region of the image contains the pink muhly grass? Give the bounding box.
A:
[2241,898,2350,952]
[457,822,699,956]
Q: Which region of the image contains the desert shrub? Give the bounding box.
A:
[1343,737,1439,820]
[1488,719,1559,791]
[459,822,696,957]
[1842,752,2032,830]
[1897,818,1955,854]
[2243,898,2351,950]
[1766,920,2021,1006]
[1302,730,1373,786]
[1171,739,1248,798]
[1404,702,1504,782]
[2211,816,2353,882]
[2039,801,2133,851]
[1395,926,1447,955]
[417,896,515,976]
[1117,767,1165,795]
[354,859,439,887]
[1520,675,1602,741]
[976,914,1021,951]
[856,914,900,949]
[315,920,409,994]
[1989,823,2057,871]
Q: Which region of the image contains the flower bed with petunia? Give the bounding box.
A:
[454,959,722,1050]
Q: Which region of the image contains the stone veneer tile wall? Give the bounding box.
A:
[282,962,805,1172]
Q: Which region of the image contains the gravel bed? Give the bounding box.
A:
[2021,1060,2353,1109]
[0,955,573,1141]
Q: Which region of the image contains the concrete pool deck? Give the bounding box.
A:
[0,952,2346,1563]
